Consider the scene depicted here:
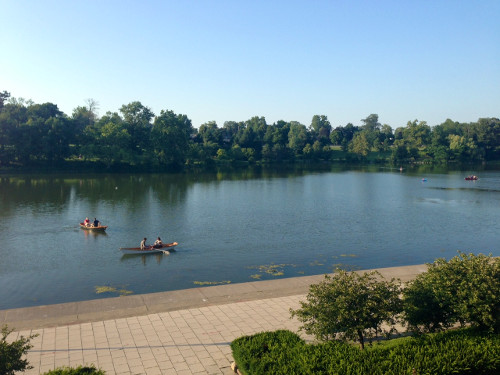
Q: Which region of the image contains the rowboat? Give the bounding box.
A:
[80,223,108,231]
[120,242,178,254]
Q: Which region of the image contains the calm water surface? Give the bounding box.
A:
[0,166,499,309]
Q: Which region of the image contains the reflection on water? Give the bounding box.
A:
[82,229,108,238]
[0,166,499,310]
[120,253,166,265]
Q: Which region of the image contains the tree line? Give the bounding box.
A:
[1,90,499,170]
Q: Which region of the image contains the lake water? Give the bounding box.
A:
[0,166,499,310]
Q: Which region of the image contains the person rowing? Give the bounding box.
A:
[140,238,148,250]
[84,217,90,227]
[93,218,100,227]
[153,237,163,248]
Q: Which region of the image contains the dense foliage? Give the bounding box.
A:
[403,252,500,333]
[42,365,105,375]
[0,325,38,375]
[231,329,500,375]
[290,270,402,349]
[235,253,500,373]
[1,90,499,170]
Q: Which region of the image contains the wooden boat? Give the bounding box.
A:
[80,223,108,231]
[120,242,178,254]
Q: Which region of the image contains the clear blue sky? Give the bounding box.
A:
[2,0,499,129]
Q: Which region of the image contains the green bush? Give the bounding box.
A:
[231,329,500,375]
[0,325,38,375]
[42,365,105,374]
[403,252,500,333]
[231,330,305,374]
[290,270,402,349]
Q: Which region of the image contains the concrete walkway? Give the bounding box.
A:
[2,264,427,375]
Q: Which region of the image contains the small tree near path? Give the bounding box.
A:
[290,270,402,349]
[0,325,38,375]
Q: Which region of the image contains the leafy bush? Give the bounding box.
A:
[42,365,105,374]
[0,325,38,375]
[231,330,305,375]
[403,252,500,333]
[290,270,402,348]
[231,329,500,375]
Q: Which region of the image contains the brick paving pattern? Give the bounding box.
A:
[3,264,426,374]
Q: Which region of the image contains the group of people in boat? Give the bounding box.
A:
[140,237,163,249]
[465,175,478,180]
[83,217,101,227]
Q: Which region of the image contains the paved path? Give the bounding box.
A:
[2,264,427,375]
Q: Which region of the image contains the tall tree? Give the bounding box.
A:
[361,114,381,132]
[472,117,500,160]
[310,115,332,145]
[287,121,308,155]
[151,110,193,170]
[403,119,431,148]
[119,101,154,153]
[349,132,370,157]
[198,121,220,144]
[0,90,10,110]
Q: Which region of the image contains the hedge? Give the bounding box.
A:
[231,329,500,375]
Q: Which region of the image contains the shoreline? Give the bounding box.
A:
[1,263,427,331]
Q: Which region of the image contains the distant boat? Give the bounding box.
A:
[465,175,478,181]
[80,223,107,231]
[120,242,178,254]
[421,178,427,182]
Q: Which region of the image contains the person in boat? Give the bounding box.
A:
[140,238,148,250]
[153,237,163,248]
[84,217,90,226]
[93,218,100,227]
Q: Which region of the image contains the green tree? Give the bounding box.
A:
[360,114,381,150]
[290,270,402,349]
[151,110,193,170]
[83,112,131,167]
[0,99,28,165]
[349,132,370,157]
[198,121,222,147]
[361,114,380,132]
[403,119,431,148]
[448,134,479,161]
[329,128,341,145]
[310,115,331,145]
[431,118,461,149]
[403,252,500,333]
[287,121,307,156]
[334,123,359,151]
[302,143,313,158]
[119,101,154,153]
[379,124,394,150]
[41,116,72,162]
[0,325,38,375]
[0,90,10,110]
[97,121,131,166]
[9,102,70,164]
[71,100,99,146]
[472,117,500,160]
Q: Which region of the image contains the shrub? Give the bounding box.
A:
[231,330,305,375]
[0,325,38,375]
[42,365,105,374]
[290,270,402,349]
[231,328,500,375]
[403,252,500,333]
